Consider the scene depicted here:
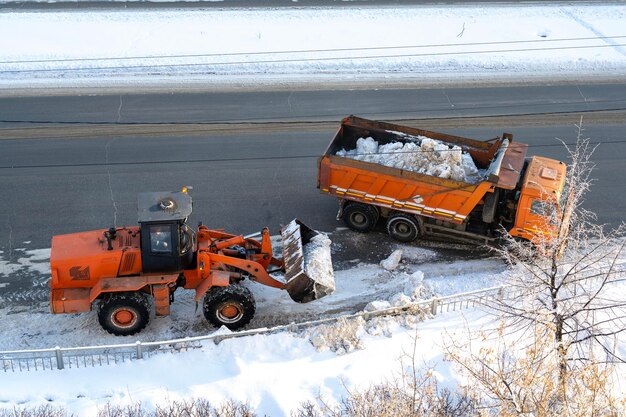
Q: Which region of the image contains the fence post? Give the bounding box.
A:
[55,346,64,370]
[430,298,439,315]
[136,341,143,360]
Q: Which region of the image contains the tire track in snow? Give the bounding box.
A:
[561,8,626,58]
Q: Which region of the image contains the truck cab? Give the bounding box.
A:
[510,156,566,243]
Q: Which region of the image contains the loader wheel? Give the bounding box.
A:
[386,213,421,242]
[98,292,150,336]
[203,285,256,331]
[343,203,379,233]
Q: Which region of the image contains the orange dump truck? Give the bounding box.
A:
[318,116,566,245]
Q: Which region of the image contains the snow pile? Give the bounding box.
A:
[380,249,403,271]
[360,271,432,337]
[309,316,365,354]
[377,251,434,308]
[336,137,483,183]
[404,270,427,299]
[364,300,392,311]
[308,273,430,354]
[303,233,336,295]
[309,251,435,354]
[364,269,432,312]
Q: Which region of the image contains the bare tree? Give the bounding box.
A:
[448,120,626,415]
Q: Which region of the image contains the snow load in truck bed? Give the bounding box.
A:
[335,136,484,184]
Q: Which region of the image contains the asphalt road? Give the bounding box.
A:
[0,83,625,307]
[1,84,625,250]
[3,83,626,125]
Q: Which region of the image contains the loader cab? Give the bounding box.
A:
[137,191,196,274]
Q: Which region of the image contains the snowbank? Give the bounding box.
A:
[0,5,625,89]
[336,136,483,183]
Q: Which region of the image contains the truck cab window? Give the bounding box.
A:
[530,200,555,217]
[530,199,558,226]
[150,225,172,253]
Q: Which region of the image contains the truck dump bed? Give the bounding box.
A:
[318,116,527,224]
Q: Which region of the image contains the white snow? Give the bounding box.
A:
[302,233,335,293]
[0,311,487,416]
[337,136,482,183]
[380,249,403,271]
[1,236,625,415]
[0,5,625,89]
[0,248,51,277]
[1,2,626,414]
[364,300,392,312]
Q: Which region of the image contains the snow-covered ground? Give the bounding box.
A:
[1,236,623,416]
[1,230,625,415]
[0,231,503,351]
[1,4,625,90]
[1,2,626,415]
[1,307,490,416]
[0,232,505,415]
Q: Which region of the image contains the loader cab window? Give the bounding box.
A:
[150,225,172,253]
[141,222,181,273]
[179,223,195,255]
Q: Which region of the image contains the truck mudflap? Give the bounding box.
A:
[281,219,335,303]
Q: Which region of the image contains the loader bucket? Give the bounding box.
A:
[281,219,335,303]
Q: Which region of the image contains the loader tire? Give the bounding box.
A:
[98,292,150,336]
[203,285,256,331]
[343,203,379,233]
[386,213,421,242]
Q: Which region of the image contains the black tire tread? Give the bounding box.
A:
[386,213,421,242]
[342,202,379,233]
[97,292,150,336]
[203,285,256,330]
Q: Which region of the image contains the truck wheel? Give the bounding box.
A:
[203,285,256,330]
[98,292,150,336]
[386,213,420,242]
[343,203,379,232]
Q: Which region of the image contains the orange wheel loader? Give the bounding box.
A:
[49,189,335,336]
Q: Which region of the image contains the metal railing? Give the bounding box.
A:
[0,284,510,373]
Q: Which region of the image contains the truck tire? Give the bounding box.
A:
[342,203,379,233]
[386,213,421,242]
[203,285,256,330]
[98,292,150,336]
